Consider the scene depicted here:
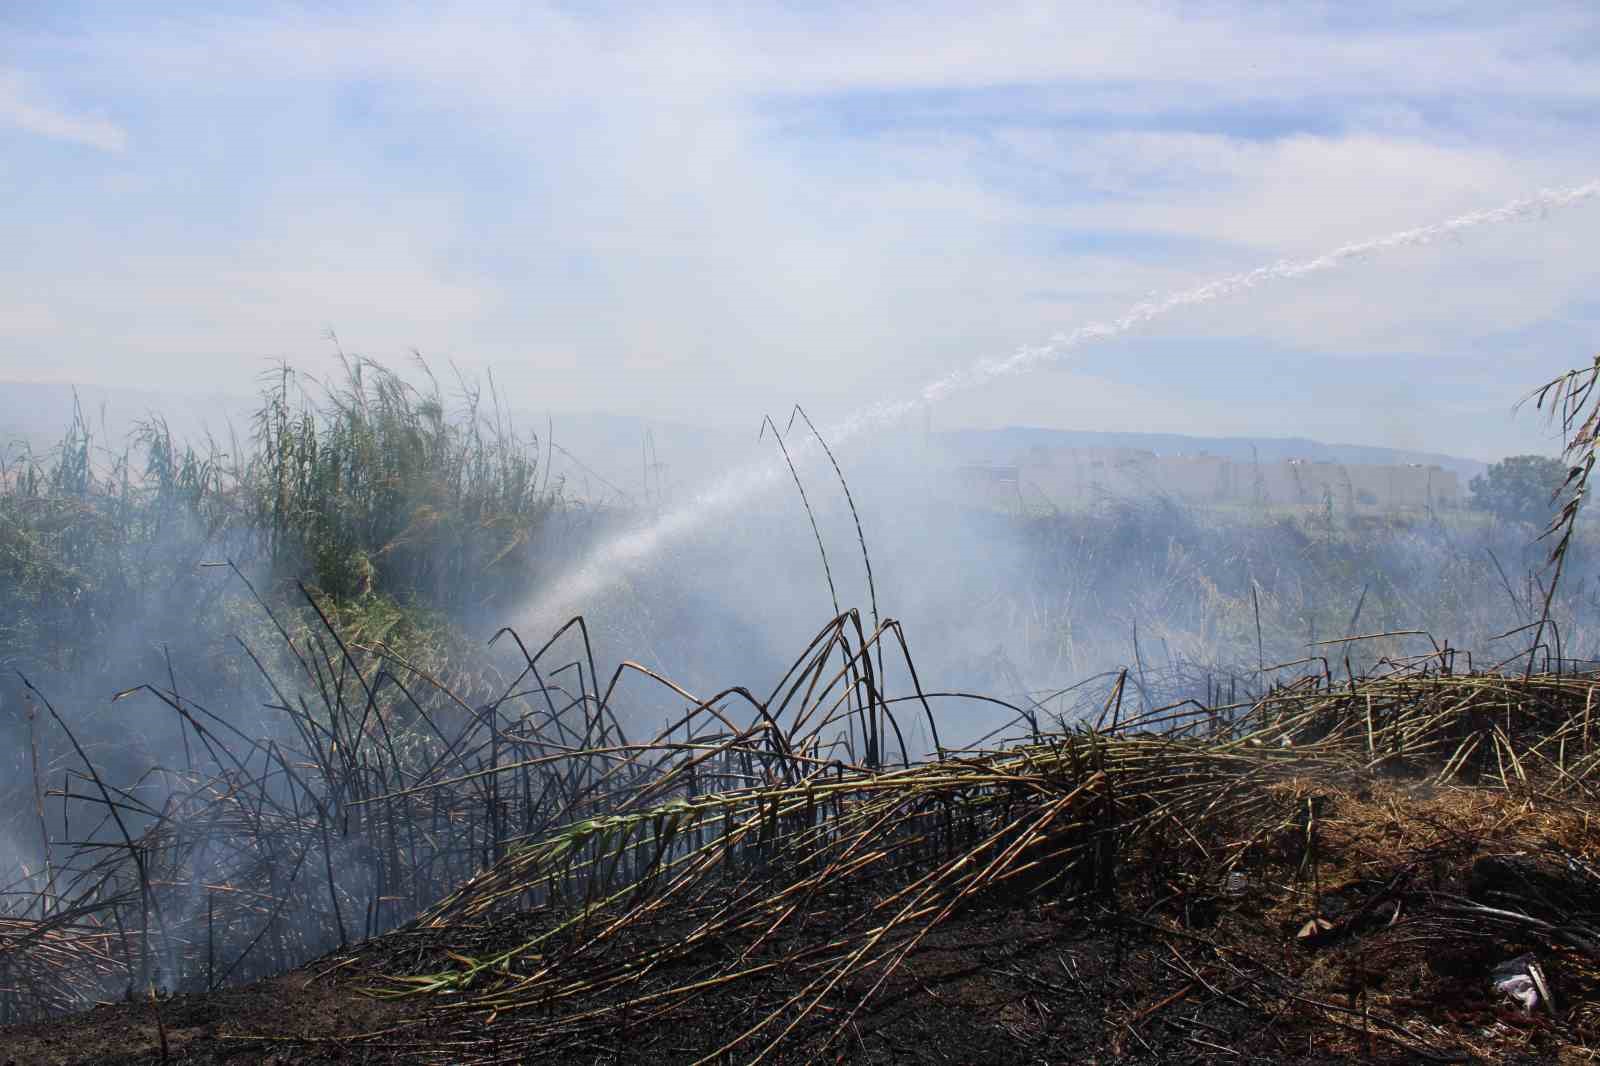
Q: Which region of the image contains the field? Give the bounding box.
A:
[3,356,1600,1063]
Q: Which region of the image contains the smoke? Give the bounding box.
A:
[551,475,1600,750]
[5,179,1600,1015]
[524,179,1600,628]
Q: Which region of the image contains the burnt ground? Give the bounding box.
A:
[0,913,1404,1066]
[5,776,1597,1065]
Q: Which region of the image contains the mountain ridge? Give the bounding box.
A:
[1,380,1493,488]
[934,425,1489,481]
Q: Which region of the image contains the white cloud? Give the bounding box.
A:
[998,129,1600,357]
[4,3,1600,462]
[0,69,126,151]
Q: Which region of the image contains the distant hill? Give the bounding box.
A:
[1,380,1490,495]
[932,427,1489,482]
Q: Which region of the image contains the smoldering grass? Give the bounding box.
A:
[6,581,1600,1063]
[383,655,1600,1064]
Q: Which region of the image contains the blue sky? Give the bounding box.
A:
[4,2,1600,460]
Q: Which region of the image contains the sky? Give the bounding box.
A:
[4,2,1600,461]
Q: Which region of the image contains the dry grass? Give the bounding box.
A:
[4,602,1600,1063]
[338,666,1600,1063]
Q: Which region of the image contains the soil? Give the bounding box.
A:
[0,914,1349,1065]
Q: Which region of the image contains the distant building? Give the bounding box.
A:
[950,447,1460,512]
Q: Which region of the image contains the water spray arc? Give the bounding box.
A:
[526,180,1600,624]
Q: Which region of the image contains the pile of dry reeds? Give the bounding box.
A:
[4,593,1598,1063]
[0,573,986,1024]
[359,654,1600,1063]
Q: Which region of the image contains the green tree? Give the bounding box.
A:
[1468,454,1570,526]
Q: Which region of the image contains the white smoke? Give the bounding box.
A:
[524,179,1600,626]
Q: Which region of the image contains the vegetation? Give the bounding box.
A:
[1468,453,1570,526]
[3,601,1599,1062]
[924,496,1600,728]
[250,356,556,611]
[0,355,560,678]
[4,352,1600,1063]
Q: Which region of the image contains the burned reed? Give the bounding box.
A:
[369,650,1600,1063]
[4,592,1598,1064]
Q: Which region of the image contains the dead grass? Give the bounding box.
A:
[5,609,1600,1064]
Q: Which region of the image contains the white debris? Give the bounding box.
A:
[1490,954,1554,1016]
[1493,973,1539,1013]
